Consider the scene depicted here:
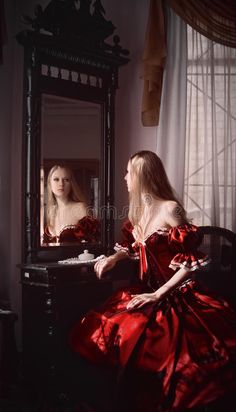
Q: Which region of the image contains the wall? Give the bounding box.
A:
[0,0,28,344]
[0,0,157,347]
[103,0,157,239]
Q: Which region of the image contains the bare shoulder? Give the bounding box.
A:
[164,200,187,227]
[73,201,88,216]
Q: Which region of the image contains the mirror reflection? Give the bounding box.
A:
[40,94,101,246]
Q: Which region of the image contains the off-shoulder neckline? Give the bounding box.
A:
[131,223,196,242]
[132,227,169,242]
[49,215,96,237]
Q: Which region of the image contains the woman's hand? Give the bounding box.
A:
[94,256,117,279]
[126,290,164,310]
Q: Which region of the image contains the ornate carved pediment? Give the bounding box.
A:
[21,0,129,57]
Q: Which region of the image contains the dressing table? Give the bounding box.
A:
[19,257,138,401]
[16,0,131,402]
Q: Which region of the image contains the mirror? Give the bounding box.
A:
[16,0,129,263]
[40,94,101,246]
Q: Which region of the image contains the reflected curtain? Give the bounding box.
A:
[184,28,236,231]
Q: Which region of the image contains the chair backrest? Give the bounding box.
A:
[196,225,236,306]
[198,225,236,273]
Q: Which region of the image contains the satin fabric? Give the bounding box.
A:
[43,215,100,244]
[69,223,236,411]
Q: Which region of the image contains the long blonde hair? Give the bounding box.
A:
[46,165,86,226]
[128,151,186,225]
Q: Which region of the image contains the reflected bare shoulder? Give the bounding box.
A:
[73,201,88,219]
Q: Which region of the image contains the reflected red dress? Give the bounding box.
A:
[69,222,236,411]
[43,215,100,244]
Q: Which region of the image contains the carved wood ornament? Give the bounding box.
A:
[17,0,130,263]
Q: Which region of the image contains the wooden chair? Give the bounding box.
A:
[195,225,236,306]
[188,226,236,412]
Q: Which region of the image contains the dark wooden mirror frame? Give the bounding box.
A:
[16,2,129,263]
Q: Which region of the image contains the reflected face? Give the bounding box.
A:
[50,167,71,199]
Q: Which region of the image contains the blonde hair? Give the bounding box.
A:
[128,151,186,225]
[46,165,86,226]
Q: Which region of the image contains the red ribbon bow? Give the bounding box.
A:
[132,241,148,280]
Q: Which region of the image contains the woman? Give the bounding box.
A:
[43,165,100,244]
[70,151,236,411]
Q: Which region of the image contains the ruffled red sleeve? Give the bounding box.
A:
[168,224,210,271]
[72,216,100,243]
[114,220,139,259]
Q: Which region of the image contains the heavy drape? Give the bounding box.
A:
[142,0,236,127]
[167,0,236,48]
[141,0,166,126]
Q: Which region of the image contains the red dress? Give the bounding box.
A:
[69,222,236,411]
[43,215,100,244]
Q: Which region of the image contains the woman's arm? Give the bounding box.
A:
[127,201,190,309]
[94,250,129,279]
[126,266,190,309]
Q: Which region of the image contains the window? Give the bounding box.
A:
[184,26,236,231]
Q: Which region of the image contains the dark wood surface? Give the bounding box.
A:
[19,259,138,401]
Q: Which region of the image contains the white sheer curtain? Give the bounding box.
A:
[184,27,236,231]
[156,7,187,200]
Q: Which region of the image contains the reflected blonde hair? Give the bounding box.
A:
[128,151,186,225]
[46,165,86,226]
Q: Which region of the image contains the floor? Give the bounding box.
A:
[1,350,236,412]
[1,376,236,412]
